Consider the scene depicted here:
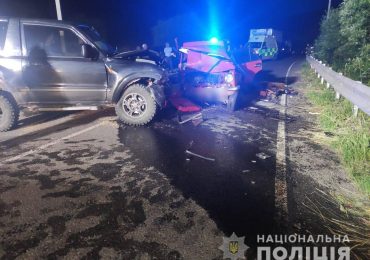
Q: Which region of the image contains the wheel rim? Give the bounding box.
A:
[122,93,147,118]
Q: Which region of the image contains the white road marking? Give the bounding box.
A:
[285,62,297,87]
[275,61,296,226]
[0,120,107,167]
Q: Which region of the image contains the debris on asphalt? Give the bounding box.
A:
[251,160,257,163]
[185,150,216,162]
[256,152,271,160]
[251,181,256,185]
[242,169,250,173]
[309,111,321,115]
[258,82,285,100]
[178,112,203,125]
[258,82,298,101]
[247,106,259,112]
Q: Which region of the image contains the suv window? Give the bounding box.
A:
[0,21,8,50]
[24,24,85,57]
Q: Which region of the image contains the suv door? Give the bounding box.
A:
[21,22,107,105]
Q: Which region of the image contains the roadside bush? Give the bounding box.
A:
[314,0,370,85]
[344,44,370,86]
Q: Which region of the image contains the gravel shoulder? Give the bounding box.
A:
[285,63,369,258]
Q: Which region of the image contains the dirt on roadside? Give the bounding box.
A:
[285,67,370,259]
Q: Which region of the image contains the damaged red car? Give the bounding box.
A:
[177,40,262,110]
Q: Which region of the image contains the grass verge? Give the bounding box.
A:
[301,64,370,195]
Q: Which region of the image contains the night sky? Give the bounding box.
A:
[0,0,342,50]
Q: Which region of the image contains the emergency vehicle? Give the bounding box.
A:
[248,29,282,60]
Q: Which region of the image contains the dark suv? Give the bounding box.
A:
[0,18,166,132]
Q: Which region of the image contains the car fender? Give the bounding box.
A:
[110,71,165,106]
[0,70,22,106]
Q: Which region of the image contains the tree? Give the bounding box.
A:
[314,0,370,84]
[340,0,370,84]
[339,0,370,54]
[314,9,343,67]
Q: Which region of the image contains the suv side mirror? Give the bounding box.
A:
[81,44,99,60]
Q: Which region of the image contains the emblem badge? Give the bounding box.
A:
[219,232,249,260]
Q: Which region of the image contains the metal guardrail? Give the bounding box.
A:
[306,55,370,116]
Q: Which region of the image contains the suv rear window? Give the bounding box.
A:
[0,21,8,50]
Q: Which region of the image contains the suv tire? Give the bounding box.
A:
[115,84,156,126]
[0,94,19,132]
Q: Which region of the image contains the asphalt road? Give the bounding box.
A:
[0,56,342,259]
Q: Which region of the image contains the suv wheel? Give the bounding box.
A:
[0,94,19,132]
[115,84,156,126]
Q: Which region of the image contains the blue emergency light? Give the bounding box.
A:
[210,37,219,44]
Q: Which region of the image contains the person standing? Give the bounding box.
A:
[141,43,149,51]
[164,42,174,70]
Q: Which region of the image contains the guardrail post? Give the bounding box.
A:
[326,82,330,89]
[321,77,324,84]
[353,105,359,117]
[335,92,341,100]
